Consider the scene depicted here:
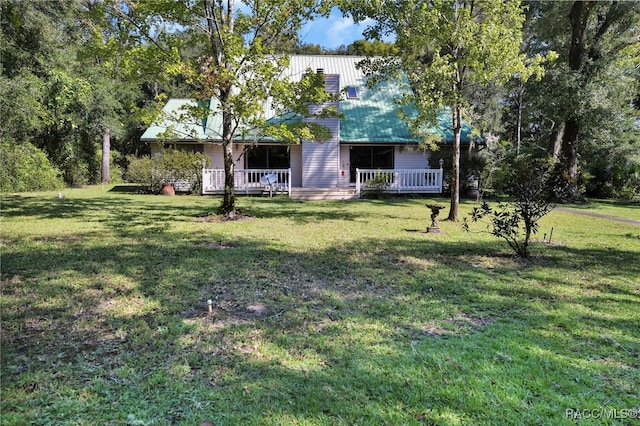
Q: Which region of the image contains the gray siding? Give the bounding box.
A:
[290,144,303,187]
[302,136,339,187]
[302,74,340,188]
[395,146,430,169]
[205,144,225,169]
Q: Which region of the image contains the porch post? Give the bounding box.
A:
[356,168,361,198]
[288,168,292,197]
[201,159,206,195]
[438,158,444,193]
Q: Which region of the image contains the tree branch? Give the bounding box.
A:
[108,3,173,59]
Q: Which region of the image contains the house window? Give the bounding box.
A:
[346,86,358,99]
[349,146,394,182]
[246,145,290,169]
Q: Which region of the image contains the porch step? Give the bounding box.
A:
[290,188,358,201]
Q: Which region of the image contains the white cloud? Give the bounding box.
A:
[300,9,371,49]
[325,16,357,47]
[235,4,383,50]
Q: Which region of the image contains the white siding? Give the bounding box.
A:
[302,74,340,188]
[204,143,248,170]
[233,144,245,171]
[395,146,430,169]
[204,144,225,169]
[290,144,302,187]
[302,137,339,188]
[323,74,340,95]
[151,142,223,167]
[339,145,350,187]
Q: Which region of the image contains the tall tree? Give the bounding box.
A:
[509,1,640,198]
[344,40,399,56]
[80,0,165,184]
[117,0,337,215]
[0,0,96,185]
[346,0,543,221]
[560,1,639,198]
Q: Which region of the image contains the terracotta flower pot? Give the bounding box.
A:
[160,183,175,196]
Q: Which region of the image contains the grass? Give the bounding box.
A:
[560,199,640,221]
[1,185,639,425]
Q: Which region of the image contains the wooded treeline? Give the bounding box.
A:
[1,0,638,200]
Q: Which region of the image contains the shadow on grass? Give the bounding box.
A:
[108,184,146,193]
[0,192,210,226]
[200,322,637,424]
[2,197,639,424]
[241,198,364,223]
[1,193,385,226]
[567,198,640,209]
[241,196,449,224]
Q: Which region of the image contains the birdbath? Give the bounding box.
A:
[425,203,446,233]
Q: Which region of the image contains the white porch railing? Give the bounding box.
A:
[355,168,443,197]
[202,168,291,196]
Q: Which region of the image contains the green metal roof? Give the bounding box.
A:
[141,55,480,145]
[140,98,221,141]
[427,110,479,145]
[340,80,420,143]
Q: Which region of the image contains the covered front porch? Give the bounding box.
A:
[202,168,292,196]
[354,168,443,195]
[202,168,443,198]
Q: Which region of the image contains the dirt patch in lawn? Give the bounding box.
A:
[202,240,241,249]
[401,314,497,340]
[193,212,255,222]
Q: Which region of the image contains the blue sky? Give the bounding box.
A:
[299,8,375,49]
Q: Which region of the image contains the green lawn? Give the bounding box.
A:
[1,186,639,425]
[560,199,640,221]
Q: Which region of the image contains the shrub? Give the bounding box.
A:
[362,171,391,199]
[124,149,211,194]
[0,140,63,192]
[124,155,156,192]
[463,157,568,257]
[616,184,640,202]
[63,159,92,187]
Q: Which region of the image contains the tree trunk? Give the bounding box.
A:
[568,1,592,71]
[221,140,235,215]
[560,1,593,198]
[203,0,236,215]
[561,117,581,199]
[101,128,110,184]
[447,105,461,222]
[516,85,524,155]
[220,109,236,216]
[547,121,565,160]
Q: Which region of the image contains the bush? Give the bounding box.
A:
[124,155,156,192]
[362,171,391,199]
[616,184,640,202]
[124,149,211,194]
[63,159,92,187]
[464,156,568,257]
[0,140,63,192]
